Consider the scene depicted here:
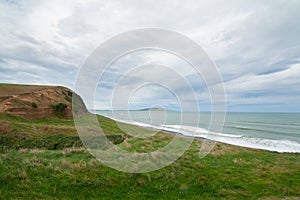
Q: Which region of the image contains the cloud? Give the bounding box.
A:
[1,0,300,111]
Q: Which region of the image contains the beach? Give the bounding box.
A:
[96,110,300,153]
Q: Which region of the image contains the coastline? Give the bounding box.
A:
[1,112,300,199]
[103,114,300,154]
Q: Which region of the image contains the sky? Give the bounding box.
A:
[1,0,300,112]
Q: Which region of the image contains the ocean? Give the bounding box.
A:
[95,110,300,153]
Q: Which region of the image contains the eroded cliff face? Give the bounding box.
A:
[0,85,87,119]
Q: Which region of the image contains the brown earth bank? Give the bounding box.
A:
[0,83,87,119]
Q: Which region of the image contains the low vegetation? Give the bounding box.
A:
[0,83,53,97]
[52,103,68,115]
[31,102,38,108]
[0,113,299,199]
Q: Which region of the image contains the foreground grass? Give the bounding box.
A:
[0,113,300,199]
[1,144,299,199]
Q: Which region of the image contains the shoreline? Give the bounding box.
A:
[103,114,300,154]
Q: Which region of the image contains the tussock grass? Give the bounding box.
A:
[1,140,299,199]
[0,112,299,199]
[62,147,86,156]
[0,83,53,97]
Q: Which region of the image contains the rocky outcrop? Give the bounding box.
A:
[0,84,87,119]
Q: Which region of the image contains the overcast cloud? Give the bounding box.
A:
[1,0,300,111]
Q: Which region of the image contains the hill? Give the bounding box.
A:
[0,111,299,199]
[0,83,86,119]
[137,107,167,111]
[0,83,299,199]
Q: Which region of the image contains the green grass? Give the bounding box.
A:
[0,113,299,199]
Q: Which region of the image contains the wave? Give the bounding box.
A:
[237,120,300,128]
[162,125,243,138]
[162,125,300,153]
[101,116,300,153]
[217,137,300,153]
[224,124,300,137]
[225,121,300,130]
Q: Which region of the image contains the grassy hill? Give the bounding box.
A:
[0,83,57,97]
[0,113,299,199]
[0,84,299,199]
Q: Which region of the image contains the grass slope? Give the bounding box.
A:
[0,113,299,199]
[0,83,56,97]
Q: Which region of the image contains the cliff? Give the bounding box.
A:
[0,84,87,119]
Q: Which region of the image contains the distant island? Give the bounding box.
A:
[93,107,173,112]
[95,107,176,112]
[136,107,167,111]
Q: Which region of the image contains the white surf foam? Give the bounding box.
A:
[163,125,243,138]
[165,125,300,153]
[102,116,300,153]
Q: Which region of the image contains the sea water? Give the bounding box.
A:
[95,110,300,153]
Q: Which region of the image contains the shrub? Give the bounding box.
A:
[52,103,67,112]
[62,90,72,102]
[67,90,72,97]
[31,102,38,108]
